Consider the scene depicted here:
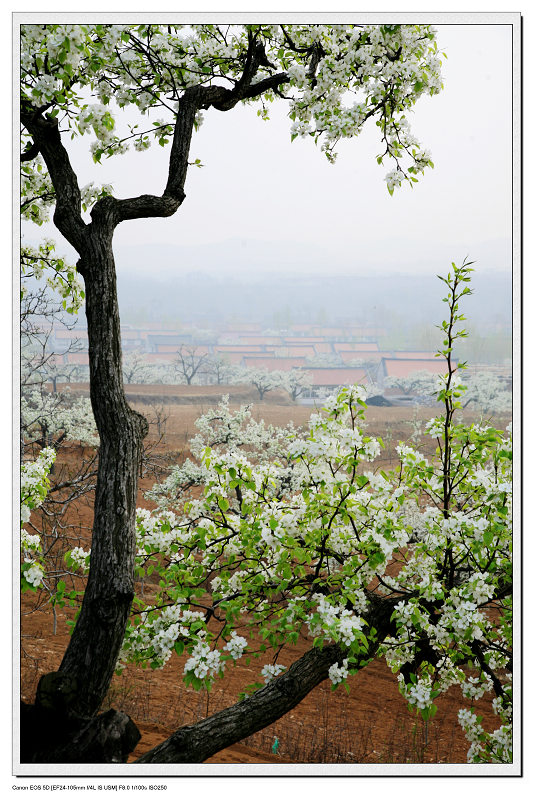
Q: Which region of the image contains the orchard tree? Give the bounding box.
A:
[280,368,313,401]
[202,354,240,386]
[22,388,98,453]
[463,372,512,415]
[172,345,210,385]
[20,22,444,762]
[384,369,441,399]
[20,244,97,456]
[122,349,154,384]
[20,242,85,399]
[243,366,284,401]
[20,243,87,458]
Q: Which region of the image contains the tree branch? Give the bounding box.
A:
[208,72,289,111]
[88,86,201,228]
[20,111,87,252]
[21,141,41,162]
[110,194,183,225]
[98,65,289,228]
[136,642,346,763]
[137,593,397,763]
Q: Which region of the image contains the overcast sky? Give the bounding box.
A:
[26,20,515,278]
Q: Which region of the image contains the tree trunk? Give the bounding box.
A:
[21,670,140,763]
[21,698,141,764]
[57,229,148,717]
[18,66,302,759]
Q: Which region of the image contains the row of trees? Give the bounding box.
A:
[55,343,515,411]
[123,348,314,399]
[384,371,512,413]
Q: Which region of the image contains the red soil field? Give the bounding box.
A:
[20,386,511,768]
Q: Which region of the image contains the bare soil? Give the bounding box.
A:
[20,386,511,767]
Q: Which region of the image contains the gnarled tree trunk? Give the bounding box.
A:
[57,232,149,717]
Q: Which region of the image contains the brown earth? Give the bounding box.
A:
[20,386,511,767]
[21,592,495,766]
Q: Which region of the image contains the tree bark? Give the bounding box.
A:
[57,228,149,716]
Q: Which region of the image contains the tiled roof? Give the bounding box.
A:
[148,334,193,345]
[212,351,257,364]
[334,341,379,352]
[382,358,455,378]
[214,344,271,352]
[284,337,330,344]
[62,352,89,365]
[237,335,284,345]
[272,345,317,357]
[53,328,89,339]
[303,367,368,386]
[339,350,392,362]
[242,356,307,371]
[391,351,440,359]
[172,344,211,356]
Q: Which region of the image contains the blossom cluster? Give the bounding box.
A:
[328,659,349,685]
[21,24,442,189]
[21,241,85,314]
[184,641,223,680]
[20,447,56,590]
[65,546,91,573]
[458,707,512,764]
[119,602,206,669]
[80,182,114,212]
[261,663,286,684]
[22,391,98,449]
[398,674,435,711]
[307,594,365,648]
